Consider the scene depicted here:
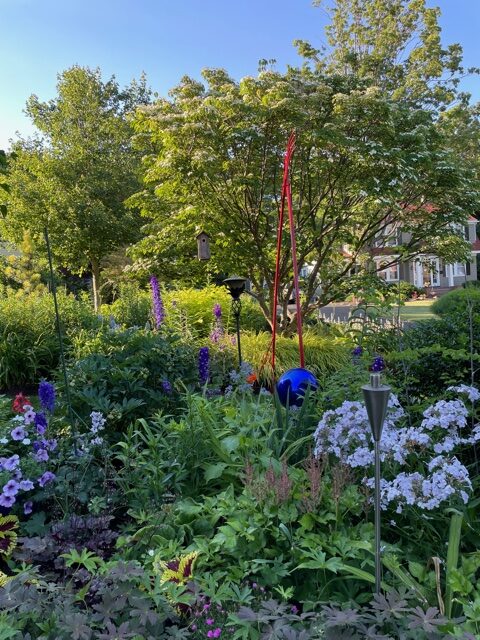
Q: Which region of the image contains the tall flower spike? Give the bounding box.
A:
[38,381,56,413]
[150,275,165,329]
[198,347,210,385]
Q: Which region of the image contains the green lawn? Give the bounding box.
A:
[397,299,435,321]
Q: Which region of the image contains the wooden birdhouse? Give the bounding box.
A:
[196,231,211,261]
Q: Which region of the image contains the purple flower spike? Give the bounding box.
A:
[35,412,48,435]
[150,275,165,329]
[38,380,56,413]
[198,347,210,385]
[213,303,222,319]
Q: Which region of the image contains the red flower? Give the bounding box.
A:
[12,393,31,413]
[246,373,257,385]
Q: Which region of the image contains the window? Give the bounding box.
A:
[374,224,401,247]
[453,262,466,277]
[378,261,399,282]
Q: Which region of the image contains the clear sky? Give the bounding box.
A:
[1,0,479,151]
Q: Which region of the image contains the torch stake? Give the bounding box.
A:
[362,372,390,595]
[374,439,381,594]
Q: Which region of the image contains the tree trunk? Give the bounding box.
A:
[91,257,102,312]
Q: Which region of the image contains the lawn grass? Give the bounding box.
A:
[397,299,435,321]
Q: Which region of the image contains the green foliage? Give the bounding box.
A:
[432,287,480,318]
[239,331,351,385]
[0,291,98,388]
[129,60,478,330]
[2,66,150,309]
[66,327,197,431]
[100,282,151,328]
[0,562,184,639]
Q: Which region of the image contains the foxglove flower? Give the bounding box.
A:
[150,275,165,329]
[38,381,56,413]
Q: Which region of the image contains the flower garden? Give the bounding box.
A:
[0,281,478,640]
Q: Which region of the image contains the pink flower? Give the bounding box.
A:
[206,619,214,626]
[213,629,222,638]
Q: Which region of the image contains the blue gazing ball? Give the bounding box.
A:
[276,367,319,407]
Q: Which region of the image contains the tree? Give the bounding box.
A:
[1,66,150,310]
[129,66,479,332]
[295,0,477,109]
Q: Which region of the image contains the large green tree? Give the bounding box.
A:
[129,63,478,331]
[296,0,476,109]
[1,66,150,309]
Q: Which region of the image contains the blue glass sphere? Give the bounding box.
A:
[276,367,319,407]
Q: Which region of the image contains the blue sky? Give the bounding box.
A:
[1,0,479,150]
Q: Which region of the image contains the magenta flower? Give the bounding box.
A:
[206,619,214,626]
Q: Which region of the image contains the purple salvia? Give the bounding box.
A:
[150,275,165,329]
[213,303,222,319]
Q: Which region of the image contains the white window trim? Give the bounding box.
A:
[453,262,466,277]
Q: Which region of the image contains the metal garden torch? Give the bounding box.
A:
[223,275,247,368]
[362,371,391,595]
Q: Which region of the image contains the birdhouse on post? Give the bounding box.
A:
[196,231,211,261]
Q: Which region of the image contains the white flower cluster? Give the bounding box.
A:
[313,385,480,512]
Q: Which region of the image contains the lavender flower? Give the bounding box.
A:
[19,479,34,491]
[23,501,33,515]
[35,449,49,463]
[38,381,56,413]
[0,494,15,508]
[213,303,222,319]
[38,471,55,487]
[150,275,165,329]
[2,480,19,497]
[23,407,36,425]
[10,426,26,441]
[198,347,210,385]
[3,455,19,472]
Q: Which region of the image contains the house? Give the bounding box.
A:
[372,216,479,291]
